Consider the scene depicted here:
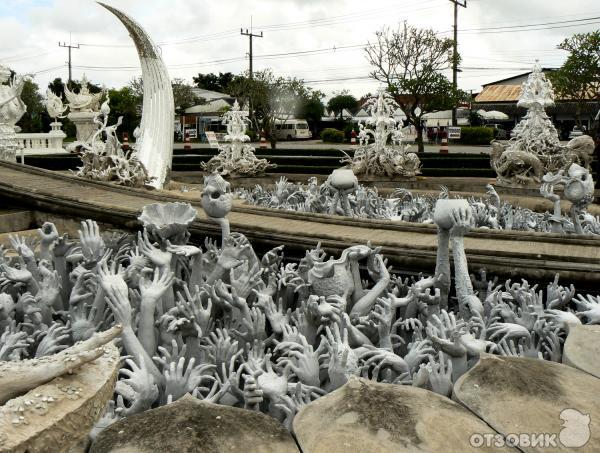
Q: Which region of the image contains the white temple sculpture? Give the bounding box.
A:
[201,172,233,242]
[0,63,27,161]
[343,88,421,178]
[99,2,174,190]
[74,93,152,187]
[490,62,595,187]
[65,73,105,150]
[202,100,274,177]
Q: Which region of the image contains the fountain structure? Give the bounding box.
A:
[343,88,421,178]
[202,100,274,177]
[0,63,27,161]
[490,62,595,187]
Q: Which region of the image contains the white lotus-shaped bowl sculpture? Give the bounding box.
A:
[138,202,197,239]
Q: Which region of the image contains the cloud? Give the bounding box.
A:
[0,0,598,97]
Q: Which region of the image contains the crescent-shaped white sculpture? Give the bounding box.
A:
[98,2,174,189]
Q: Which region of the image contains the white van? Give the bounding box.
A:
[274,119,312,140]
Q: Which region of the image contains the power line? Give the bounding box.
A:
[459,15,600,32]
[460,20,600,35]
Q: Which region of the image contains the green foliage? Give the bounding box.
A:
[192,72,235,93]
[457,126,494,145]
[547,31,600,128]
[297,94,325,124]
[321,128,345,143]
[343,123,359,138]
[16,79,49,133]
[128,76,144,101]
[468,110,484,127]
[107,86,141,139]
[327,90,358,119]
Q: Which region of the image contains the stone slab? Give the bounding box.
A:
[294,377,508,453]
[90,394,299,453]
[0,209,33,234]
[454,354,600,452]
[563,324,600,379]
[0,343,120,453]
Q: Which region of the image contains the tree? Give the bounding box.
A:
[128,76,144,102]
[171,78,203,115]
[16,79,49,133]
[365,22,467,152]
[327,90,357,119]
[193,72,235,93]
[107,86,141,139]
[548,31,600,130]
[297,92,325,135]
[228,70,317,148]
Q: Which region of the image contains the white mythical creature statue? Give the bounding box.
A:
[45,89,68,121]
[343,88,420,178]
[490,62,595,187]
[202,100,275,177]
[0,63,28,161]
[64,74,104,113]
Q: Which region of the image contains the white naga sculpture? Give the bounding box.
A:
[74,93,152,187]
[99,2,174,190]
[490,63,595,187]
[342,88,421,178]
[202,100,274,177]
[64,73,106,149]
[0,63,27,161]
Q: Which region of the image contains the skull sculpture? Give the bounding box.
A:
[201,172,232,219]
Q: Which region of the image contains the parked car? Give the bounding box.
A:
[274,119,312,140]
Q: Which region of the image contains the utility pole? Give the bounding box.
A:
[241,18,263,136]
[449,0,466,126]
[240,18,263,79]
[58,37,80,88]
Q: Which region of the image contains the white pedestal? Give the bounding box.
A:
[68,111,99,144]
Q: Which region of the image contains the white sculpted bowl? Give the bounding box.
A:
[433,199,471,230]
[138,202,197,239]
[329,169,358,190]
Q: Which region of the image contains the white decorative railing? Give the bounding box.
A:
[15,132,66,155]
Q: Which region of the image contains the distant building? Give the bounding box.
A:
[474,69,599,138]
[176,89,236,140]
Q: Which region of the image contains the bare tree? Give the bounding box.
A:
[365,22,465,152]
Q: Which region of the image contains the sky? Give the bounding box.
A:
[1,0,599,100]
